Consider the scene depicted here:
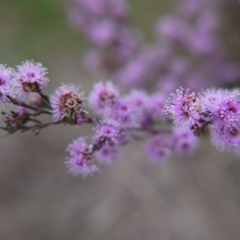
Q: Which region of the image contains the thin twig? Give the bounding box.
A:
[8,96,52,115]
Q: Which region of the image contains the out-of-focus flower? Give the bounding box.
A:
[210,125,240,151]
[88,81,119,114]
[94,140,121,164]
[146,134,172,162]
[105,98,141,128]
[172,127,198,154]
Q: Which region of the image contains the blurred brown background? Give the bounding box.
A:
[0,1,240,240]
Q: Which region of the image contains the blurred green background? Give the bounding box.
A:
[0,1,240,240]
[0,0,173,64]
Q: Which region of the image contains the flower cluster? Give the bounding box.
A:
[0,0,239,178]
[146,128,198,162]
[0,61,49,104]
[165,87,240,152]
[0,60,240,178]
[66,137,98,178]
[66,0,240,92]
[67,0,137,71]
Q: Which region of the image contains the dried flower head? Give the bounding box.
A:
[50,84,86,121]
[66,137,98,178]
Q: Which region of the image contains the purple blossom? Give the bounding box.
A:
[88,81,119,114]
[17,107,26,116]
[15,60,49,100]
[115,57,149,88]
[156,74,179,95]
[67,158,98,178]
[0,64,15,105]
[155,16,188,43]
[213,94,240,128]
[117,129,130,144]
[77,117,84,125]
[94,121,120,143]
[145,45,171,71]
[164,87,203,128]
[188,31,216,56]
[1,0,240,179]
[67,0,136,70]
[172,127,198,154]
[105,98,141,128]
[210,125,240,151]
[125,90,149,122]
[198,88,225,112]
[66,137,98,178]
[111,27,137,62]
[148,93,167,121]
[146,134,172,162]
[87,21,116,47]
[50,84,86,121]
[169,57,189,77]
[107,0,130,21]
[94,140,121,164]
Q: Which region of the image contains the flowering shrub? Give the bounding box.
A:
[1,0,239,178]
[67,0,240,90]
[1,60,240,178]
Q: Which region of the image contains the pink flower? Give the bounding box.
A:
[94,121,120,143]
[88,81,120,114]
[111,27,137,62]
[105,98,141,128]
[0,64,15,105]
[148,93,167,121]
[169,57,189,77]
[164,87,203,128]
[210,125,240,151]
[107,0,130,21]
[213,94,240,128]
[123,90,153,128]
[198,88,225,112]
[94,141,121,164]
[172,127,198,154]
[66,137,98,178]
[115,58,149,88]
[146,134,172,162]
[155,16,188,43]
[87,20,116,47]
[50,84,86,121]
[17,107,26,116]
[156,74,179,95]
[15,60,49,100]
